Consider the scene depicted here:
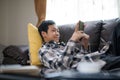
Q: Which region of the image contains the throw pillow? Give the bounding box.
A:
[28,23,42,65]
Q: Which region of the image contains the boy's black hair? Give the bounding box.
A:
[38,20,56,41]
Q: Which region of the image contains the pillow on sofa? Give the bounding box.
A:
[28,23,42,65]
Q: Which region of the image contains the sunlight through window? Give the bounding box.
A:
[46,0,119,25]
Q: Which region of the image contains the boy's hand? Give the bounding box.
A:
[70,21,89,48]
[81,33,90,50]
[70,21,84,42]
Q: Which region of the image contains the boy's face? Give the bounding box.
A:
[42,24,60,43]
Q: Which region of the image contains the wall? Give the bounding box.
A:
[0,0,8,46]
[0,0,37,46]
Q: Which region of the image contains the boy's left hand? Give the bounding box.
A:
[81,33,90,50]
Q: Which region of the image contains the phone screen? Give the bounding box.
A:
[79,21,84,30]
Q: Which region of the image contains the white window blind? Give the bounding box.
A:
[46,0,119,25]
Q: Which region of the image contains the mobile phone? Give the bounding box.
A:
[79,21,84,30]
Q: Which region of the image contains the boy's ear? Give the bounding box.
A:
[41,31,47,38]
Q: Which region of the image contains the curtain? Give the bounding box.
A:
[46,0,119,25]
[34,0,46,27]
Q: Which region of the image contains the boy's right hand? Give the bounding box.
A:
[70,21,89,43]
[70,21,84,42]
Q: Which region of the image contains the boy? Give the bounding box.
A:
[38,20,89,74]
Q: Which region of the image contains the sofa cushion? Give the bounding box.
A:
[112,22,120,56]
[99,18,120,49]
[84,21,102,52]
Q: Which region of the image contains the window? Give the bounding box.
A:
[46,0,119,25]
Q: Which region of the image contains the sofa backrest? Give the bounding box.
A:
[58,18,120,52]
[58,20,102,52]
[99,18,120,49]
[84,21,102,52]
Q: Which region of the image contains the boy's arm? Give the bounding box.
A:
[39,41,79,71]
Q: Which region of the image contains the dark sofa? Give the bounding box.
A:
[2,45,29,65]
[59,18,120,53]
[1,18,120,65]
